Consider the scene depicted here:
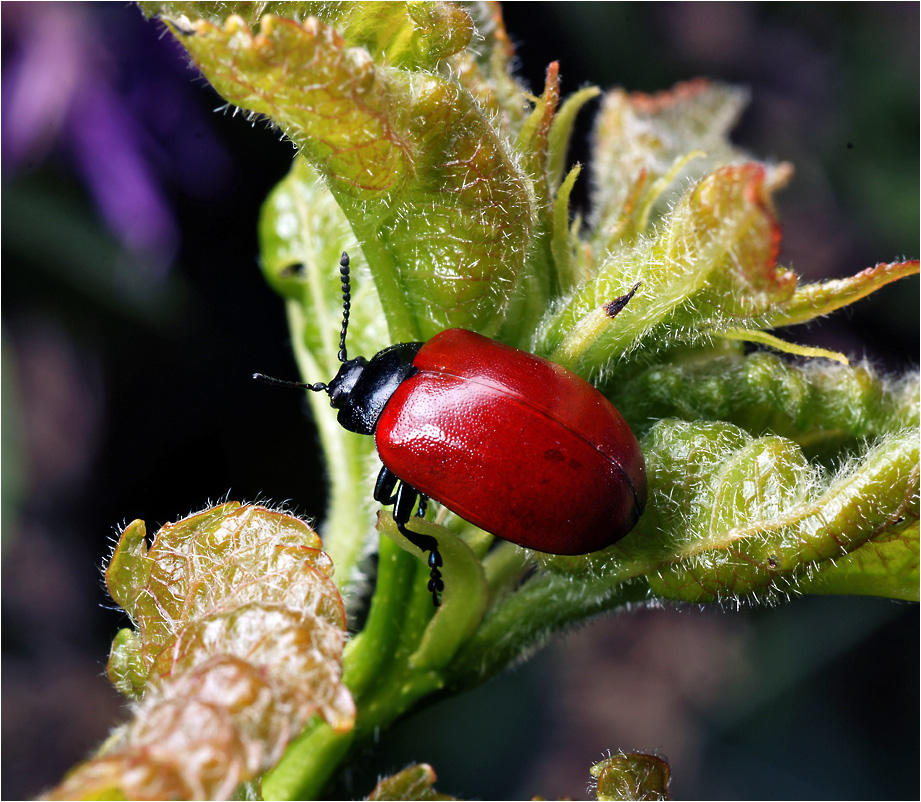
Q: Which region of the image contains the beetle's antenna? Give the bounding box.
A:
[337,251,351,363]
[252,252,355,393]
[252,373,329,393]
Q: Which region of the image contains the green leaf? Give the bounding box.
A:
[551,163,586,292]
[511,67,601,318]
[715,328,849,365]
[547,85,601,191]
[800,514,919,600]
[258,157,383,582]
[104,518,154,627]
[612,352,918,458]
[762,259,920,327]
[637,420,919,603]
[146,7,536,339]
[516,60,561,207]
[380,513,488,670]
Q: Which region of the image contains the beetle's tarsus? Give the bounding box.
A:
[398,520,443,607]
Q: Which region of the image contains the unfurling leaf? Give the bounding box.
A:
[590,79,750,247]
[542,161,796,375]
[762,258,920,327]
[45,503,354,801]
[613,353,918,454]
[592,751,672,801]
[367,763,456,801]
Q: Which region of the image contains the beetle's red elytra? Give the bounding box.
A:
[377,328,645,554]
[255,253,647,605]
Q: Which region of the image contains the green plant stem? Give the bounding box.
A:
[263,718,355,801]
[342,535,418,697]
[482,540,531,596]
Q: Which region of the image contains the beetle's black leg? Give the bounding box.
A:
[398,519,443,608]
[392,477,419,526]
[393,482,443,607]
[374,465,400,505]
[415,495,428,519]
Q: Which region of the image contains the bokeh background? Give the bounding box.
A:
[2,3,918,799]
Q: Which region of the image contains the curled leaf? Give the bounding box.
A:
[612,352,918,457]
[379,513,488,670]
[448,2,521,127]
[46,503,354,800]
[178,14,414,197]
[763,259,920,327]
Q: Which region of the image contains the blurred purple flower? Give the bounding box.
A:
[2,3,230,274]
[68,80,176,262]
[2,4,84,167]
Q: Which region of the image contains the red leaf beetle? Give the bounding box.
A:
[256,253,646,605]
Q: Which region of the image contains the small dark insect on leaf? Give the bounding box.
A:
[604,282,641,318]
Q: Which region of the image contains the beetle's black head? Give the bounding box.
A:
[327,357,368,409]
[326,343,422,435]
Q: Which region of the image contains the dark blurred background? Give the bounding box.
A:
[2,3,917,799]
